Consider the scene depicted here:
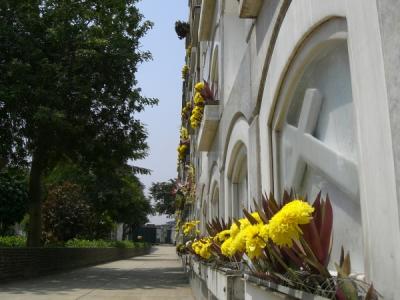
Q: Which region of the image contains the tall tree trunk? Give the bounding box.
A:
[27,151,44,247]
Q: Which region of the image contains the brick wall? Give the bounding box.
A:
[0,246,151,282]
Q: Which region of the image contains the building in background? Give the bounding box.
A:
[177,1,400,299]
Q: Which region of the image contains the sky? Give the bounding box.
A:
[134,1,188,225]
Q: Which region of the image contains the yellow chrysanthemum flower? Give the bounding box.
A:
[180,127,189,140]
[268,200,314,247]
[182,65,189,80]
[190,106,204,129]
[221,237,234,257]
[192,237,212,259]
[194,92,204,105]
[182,220,200,236]
[259,224,269,241]
[195,81,205,92]
[243,224,266,259]
[221,212,265,257]
[214,229,231,243]
[231,229,247,254]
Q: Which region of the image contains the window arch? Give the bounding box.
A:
[227,143,248,219]
[209,45,219,99]
[223,117,250,219]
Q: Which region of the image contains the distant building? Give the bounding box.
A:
[131,222,175,244]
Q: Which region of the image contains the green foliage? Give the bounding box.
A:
[0,235,26,247]
[150,179,177,217]
[43,162,152,241]
[174,20,190,39]
[65,238,147,249]
[42,181,94,242]
[65,239,112,248]
[113,240,135,248]
[0,0,157,246]
[0,169,28,234]
[0,236,148,249]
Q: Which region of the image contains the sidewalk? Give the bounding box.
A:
[0,245,194,300]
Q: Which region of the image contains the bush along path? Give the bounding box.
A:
[0,237,151,282]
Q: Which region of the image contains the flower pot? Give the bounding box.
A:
[244,274,330,300]
[206,266,244,300]
[189,258,244,300]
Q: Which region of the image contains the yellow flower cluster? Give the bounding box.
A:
[185,200,314,263]
[194,92,204,105]
[195,81,205,92]
[182,65,189,80]
[213,229,231,243]
[192,237,212,259]
[220,212,265,259]
[190,104,204,128]
[180,127,189,141]
[182,220,200,236]
[181,101,192,120]
[266,200,314,247]
[190,81,206,129]
[218,200,314,259]
[177,144,188,161]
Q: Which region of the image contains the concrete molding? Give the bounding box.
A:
[198,0,216,41]
[239,0,264,18]
[198,105,220,151]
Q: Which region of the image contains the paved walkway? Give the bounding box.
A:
[0,245,194,300]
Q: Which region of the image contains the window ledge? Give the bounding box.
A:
[239,0,264,18]
[197,104,220,152]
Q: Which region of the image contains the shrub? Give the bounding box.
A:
[0,236,26,247]
[65,239,111,248]
[42,182,94,242]
[65,239,148,249]
[174,21,189,39]
[113,240,135,248]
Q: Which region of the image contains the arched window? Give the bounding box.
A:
[210,45,219,99]
[210,183,219,219]
[269,19,363,272]
[228,144,248,219]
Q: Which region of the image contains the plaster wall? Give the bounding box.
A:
[190,0,400,298]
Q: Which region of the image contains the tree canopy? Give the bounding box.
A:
[0,0,156,245]
[150,179,177,217]
[43,161,152,241]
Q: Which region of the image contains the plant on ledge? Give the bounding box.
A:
[181,64,189,80]
[190,81,217,129]
[177,127,190,162]
[183,191,380,299]
[175,20,190,40]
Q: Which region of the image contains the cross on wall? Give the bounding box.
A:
[282,88,359,200]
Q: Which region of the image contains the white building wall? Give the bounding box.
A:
[189,0,400,298]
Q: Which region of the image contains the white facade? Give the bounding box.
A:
[184,1,400,299]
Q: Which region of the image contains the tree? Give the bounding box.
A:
[87,166,152,239]
[44,161,152,240]
[0,0,157,246]
[42,181,92,242]
[150,179,177,217]
[0,168,28,235]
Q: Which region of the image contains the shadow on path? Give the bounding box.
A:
[0,246,193,299]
